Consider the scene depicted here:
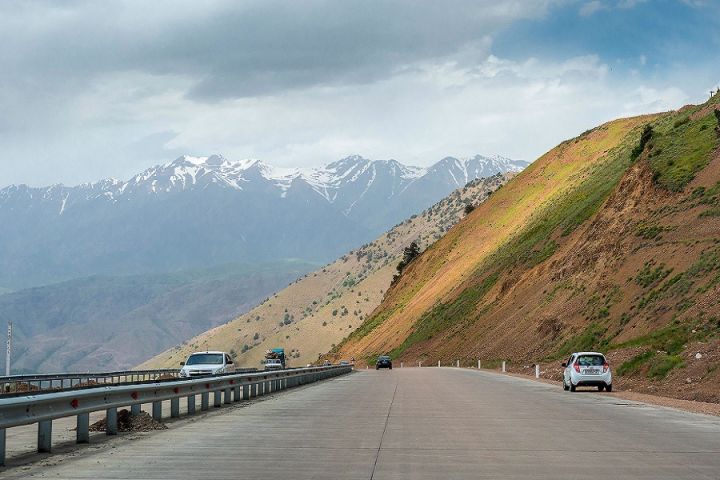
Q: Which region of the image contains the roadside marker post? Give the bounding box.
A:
[502,361,506,373]
[400,362,403,368]
[456,360,459,368]
[478,359,481,369]
[438,360,440,367]
[535,365,540,378]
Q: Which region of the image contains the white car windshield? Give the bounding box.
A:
[186,353,224,365]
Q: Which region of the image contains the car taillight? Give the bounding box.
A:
[603,362,609,373]
[573,363,581,373]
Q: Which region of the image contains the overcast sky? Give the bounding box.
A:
[1,0,718,187]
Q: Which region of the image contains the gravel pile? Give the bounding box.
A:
[89,409,167,432]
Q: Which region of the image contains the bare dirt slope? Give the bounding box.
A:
[140,174,510,369]
[332,93,720,403]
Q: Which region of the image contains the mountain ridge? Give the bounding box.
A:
[0,153,527,290]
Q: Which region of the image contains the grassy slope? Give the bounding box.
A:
[333,94,720,402]
[140,174,510,370]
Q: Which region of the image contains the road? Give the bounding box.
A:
[3,367,720,479]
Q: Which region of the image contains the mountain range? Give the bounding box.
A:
[140,173,512,370]
[0,154,527,290]
[0,152,526,373]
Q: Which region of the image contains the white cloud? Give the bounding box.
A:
[580,1,607,16]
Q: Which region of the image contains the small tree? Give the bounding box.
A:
[396,241,421,275]
[464,203,475,215]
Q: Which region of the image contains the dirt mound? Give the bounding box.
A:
[89,409,167,432]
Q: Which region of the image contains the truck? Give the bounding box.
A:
[263,348,287,370]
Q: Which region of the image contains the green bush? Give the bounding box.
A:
[617,351,655,376]
[631,125,654,161]
[648,354,683,378]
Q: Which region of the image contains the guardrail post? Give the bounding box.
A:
[77,413,90,443]
[0,428,6,466]
[252,383,258,397]
[130,404,141,416]
[38,420,52,453]
[535,364,540,378]
[502,361,506,373]
[171,397,180,418]
[224,388,232,404]
[201,392,209,411]
[152,400,162,421]
[234,385,241,401]
[106,408,118,435]
[243,384,249,400]
[213,390,222,407]
[188,394,196,415]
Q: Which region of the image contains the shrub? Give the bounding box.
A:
[396,241,421,274]
[648,354,683,379]
[631,125,654,161]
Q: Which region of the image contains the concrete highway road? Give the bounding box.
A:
[4,367,720,479]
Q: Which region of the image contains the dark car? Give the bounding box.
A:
[376,355,392,370]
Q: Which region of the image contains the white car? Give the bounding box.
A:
[562,352,612,392]
[264,358,283,370]
[179,351,235,378]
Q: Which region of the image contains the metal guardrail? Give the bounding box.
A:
[0,369,181,396]
[0,364,352,466]
[0,368,259,397]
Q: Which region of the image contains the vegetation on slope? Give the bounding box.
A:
[333,93,720,402]
[140,174,510,369]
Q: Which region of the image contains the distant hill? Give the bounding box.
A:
[330,94,720,403]
[0,154,527,290]
[0,261,316,373]
[139,173,513,370]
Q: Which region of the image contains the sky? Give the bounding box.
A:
[0,0,718,187]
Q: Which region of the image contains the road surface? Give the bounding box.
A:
[3,367,720,479]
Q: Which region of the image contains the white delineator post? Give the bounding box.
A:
[535,364,540,378]
[438,360,440,367]
[456,360,459,368]
[477,359,481,369]
[502,361,506,373]
[5,321,11,376]
[401,362,403,368]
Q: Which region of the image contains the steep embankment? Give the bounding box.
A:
[140,174,511,369]
[333,94,720,402]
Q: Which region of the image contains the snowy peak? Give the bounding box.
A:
[0,153,527,215]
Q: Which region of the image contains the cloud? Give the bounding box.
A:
[580,1,607,16]
[0,0,715,187]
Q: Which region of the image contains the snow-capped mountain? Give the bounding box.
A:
[0,154,527,289]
